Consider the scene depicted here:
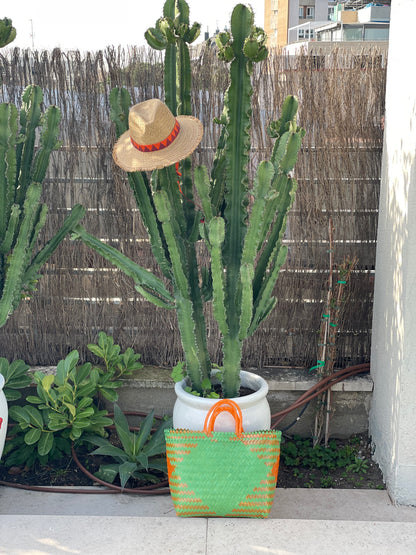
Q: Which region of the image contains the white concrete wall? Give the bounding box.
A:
[370,0,416,505]
[289,0,300,30]
[315,0,329,22]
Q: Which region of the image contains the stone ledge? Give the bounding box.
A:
[28,365,373,438]
[252,367,373,393]
[29,364,373,393]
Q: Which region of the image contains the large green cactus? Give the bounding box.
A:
[73,2,304,398]
[0,84,85,327]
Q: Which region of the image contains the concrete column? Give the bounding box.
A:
[370,0,416,505]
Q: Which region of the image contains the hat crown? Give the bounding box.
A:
[129,99,176,146]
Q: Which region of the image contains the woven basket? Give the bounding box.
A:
[165,399,281,518]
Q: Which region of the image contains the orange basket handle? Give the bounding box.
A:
[204,399,244,436]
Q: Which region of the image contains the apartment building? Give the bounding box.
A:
[265,0,335,48]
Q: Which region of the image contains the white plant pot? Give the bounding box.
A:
[0,374,8,460]
[173,370,271,432]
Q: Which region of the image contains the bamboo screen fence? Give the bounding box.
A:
[0,45,386,371]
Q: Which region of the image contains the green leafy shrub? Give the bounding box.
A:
[2,335,146,468]
[0,358,32,401]
[4,350,113,468]
[86,404,172,489]
[87,331,143,382]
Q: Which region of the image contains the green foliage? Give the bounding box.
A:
[87,331,143,383]
[86,404,172,490]
[2,429,71,469]
[281,436,369,475]
[346,457,369,474]
[171,361,186,383]
[4,350,113,468]
[0,85,85,327]
[0,357,32,401]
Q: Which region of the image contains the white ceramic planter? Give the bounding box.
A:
[0,374,8,460]
[173,370,271,432]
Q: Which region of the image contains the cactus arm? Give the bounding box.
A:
[278,131,303,175]
[109,87,130,137]
[31,106,61,184]
[145,21,168,51]
[0,18,16,48]
[252,98,303,300]
[257,173,289,248]
[241,161,275,266]
[127,172,172,278]
[249,245,288,337]
[238,263,254,341]
[209,117,227,214]
[177,38,191,116]
[0,183,42,326]
[237,161,274,341]
[163,8,209,378]
[221,335,243,399]
[221,5,254,339]
[134,284,175,310]
[71,224,175,309]
[24,204,85,284]
[153,190,188,298]
[184,240,211,385]
[26,203,48,255]
[0,204,20,254]
[194,165,213,224]
[253,176,298,301]
[208,217,228,338]
[164,44,177,114]
[164,0,188,19]
[0,103,18,238]
[153,167,185,236]
[268,95,301,142]
[15,86,43,205]
[153,189,205,392]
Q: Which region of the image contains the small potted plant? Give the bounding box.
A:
[73,1,304,431]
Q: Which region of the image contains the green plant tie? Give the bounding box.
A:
[309,360,325,372]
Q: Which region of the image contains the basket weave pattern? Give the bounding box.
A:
[165,400,281,518]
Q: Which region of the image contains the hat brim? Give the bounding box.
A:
[112,115,203,172]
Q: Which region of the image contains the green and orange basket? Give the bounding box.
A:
[165,399,281,518]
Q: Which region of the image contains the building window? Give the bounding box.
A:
[306,7,315,19]
[299,7,304,19]
[298,28,315,40]
[328,7,335,21]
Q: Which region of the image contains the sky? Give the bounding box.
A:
[2,1,265,51]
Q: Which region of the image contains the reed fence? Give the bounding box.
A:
[0,45,386,371]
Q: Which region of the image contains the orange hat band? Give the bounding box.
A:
[130,119,181,153]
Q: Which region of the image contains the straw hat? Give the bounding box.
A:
[113,99,203,172]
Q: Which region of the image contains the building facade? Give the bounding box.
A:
[265,0,335,48]
[265,1,390,49]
